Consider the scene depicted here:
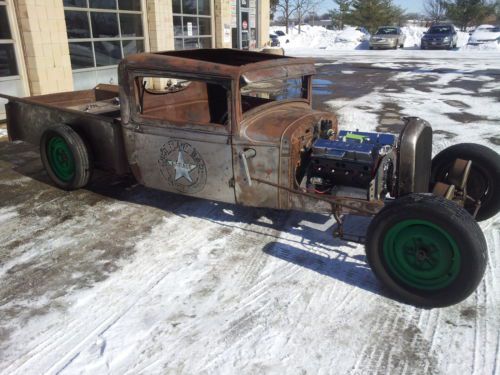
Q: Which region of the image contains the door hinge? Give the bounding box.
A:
[228,177,235,188]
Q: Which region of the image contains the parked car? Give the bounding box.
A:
[468,24,500,45]
[369,26,406,49]
[335,27,370,43]
[421,24,458,49]
[269,34,280,47]
[1,49,499,308]
[274,30,286,37]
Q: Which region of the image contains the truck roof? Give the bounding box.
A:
[120,49,316,81]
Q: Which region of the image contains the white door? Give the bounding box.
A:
[0,0,27,119]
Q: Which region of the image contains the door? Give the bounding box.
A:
[0,0,27,120]
[123,73,236,204]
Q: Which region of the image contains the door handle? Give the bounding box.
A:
[239,148,256,186]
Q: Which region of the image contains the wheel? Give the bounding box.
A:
[431,143,500,221]
[400,44,404,48]
[40,124,92,190]
[366,193,487,307]
[369,46,373,50]
[420,45,426,50]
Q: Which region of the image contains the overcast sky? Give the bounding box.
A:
[318,0,425,15]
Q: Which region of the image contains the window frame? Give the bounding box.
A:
[0,0,19,80]
[129,70,232,134]
[64,0,146,71]
[173,0,214,50]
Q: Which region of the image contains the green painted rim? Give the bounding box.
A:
[383,220,461,290]
[47,136,75,182]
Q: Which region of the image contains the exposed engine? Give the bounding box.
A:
[305,130,397,199]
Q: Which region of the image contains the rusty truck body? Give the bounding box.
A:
[1,49,499,308]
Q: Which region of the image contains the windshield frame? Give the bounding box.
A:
[376,27,399,35]
[239,75,311,119]
[428,26,453,34]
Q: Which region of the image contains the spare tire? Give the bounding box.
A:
[40,124,92,190]
[431,143,500,221]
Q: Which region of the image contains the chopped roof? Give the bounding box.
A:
[121,49,315,81]
[154,48,289,66]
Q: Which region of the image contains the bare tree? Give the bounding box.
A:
[276,0,298,33]
[294,0,319,33]
[424,0,447,22]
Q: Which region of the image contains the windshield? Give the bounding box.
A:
[240,76,308,114]
[428,26,453,34]
[376,28,398,35]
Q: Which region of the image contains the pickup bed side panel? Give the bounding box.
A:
[5,101,129,175]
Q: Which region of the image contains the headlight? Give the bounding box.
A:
[443,36,450,42]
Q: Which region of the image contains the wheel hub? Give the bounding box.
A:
[383,220,461,290]
[47,136,75,182]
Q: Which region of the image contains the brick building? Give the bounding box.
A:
[0,0,270,118]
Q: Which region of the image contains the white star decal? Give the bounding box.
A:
[167,151,197,183]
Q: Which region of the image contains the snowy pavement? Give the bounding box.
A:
[1,51,499,374]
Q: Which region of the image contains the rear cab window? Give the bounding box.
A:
[132,74,231,128]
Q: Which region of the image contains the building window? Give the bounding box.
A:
[63,0,145,70]
[0,2,19,77]
[173,0,212,50]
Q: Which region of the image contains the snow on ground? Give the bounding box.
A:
[271,25,500,51]
[0,51,499,374]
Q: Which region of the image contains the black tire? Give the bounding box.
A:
[366,193,487,307]
[420,45,426,50]
[431,143,500,221]
[40,124,92,190]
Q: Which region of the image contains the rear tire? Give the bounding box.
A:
[40,125,92,190]
[431,143,500,221]
[366,193,487,307]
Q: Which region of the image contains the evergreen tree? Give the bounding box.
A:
[445,0,495,30]
[330,0,351,29]
[344,0,404,33]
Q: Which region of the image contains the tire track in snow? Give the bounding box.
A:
[351,304,438,375]
[2,202,227,374]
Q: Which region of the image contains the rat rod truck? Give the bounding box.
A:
[1,49,499,307]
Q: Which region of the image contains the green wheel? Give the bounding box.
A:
[366,193,487,307]
[40,125,92,190]
[383,220,460,290]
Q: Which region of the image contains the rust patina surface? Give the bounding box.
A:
[1,49,344,212]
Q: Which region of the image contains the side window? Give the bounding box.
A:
[134,76,229,125]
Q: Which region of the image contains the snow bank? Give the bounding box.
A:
[271,25,500,52]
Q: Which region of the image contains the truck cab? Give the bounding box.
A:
[118,49,337,209]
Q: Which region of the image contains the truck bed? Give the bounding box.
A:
[22,84,121,117]
[0,85,129,175]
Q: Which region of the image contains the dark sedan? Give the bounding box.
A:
[421,24,458,49]
[269,34,281,47]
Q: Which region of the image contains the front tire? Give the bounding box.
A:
[431,143,500,221]
[366,193,487,307]
[40,125,92,190]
